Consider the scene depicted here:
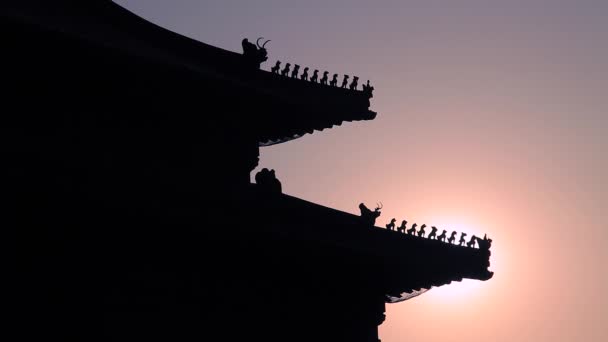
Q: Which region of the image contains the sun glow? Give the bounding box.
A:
[420,217,494,304]
[427,279,486,303]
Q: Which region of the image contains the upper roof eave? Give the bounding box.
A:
[3,0,377,143]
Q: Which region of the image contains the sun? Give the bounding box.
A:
[426,278,485,303]
[416,216,493,303]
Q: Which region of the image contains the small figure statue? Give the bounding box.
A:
[385,218,396,231]
[475,234,493,251]
[448,231,457,244]
[437,230,447,242]
[349,76,359,90]
[330,74,339,87]
[407,223,417,235]
[362,80,375,97]
[255,168,282,194]
[320,71,329,85]
[427,225,437,239]
[341,75,349,88]
[242,38,257,55]
[458,233,467,246]
[291,64,300,78]
[417,224,426,238]
[467,235,477,248]
[310,69,319,83]
[271,61,281,74]
[281,63,291,77]
[242,37,270,69]
[397,220,407,233]
[301,67,309,81]
[359,202,382,226]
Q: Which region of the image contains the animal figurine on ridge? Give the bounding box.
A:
[341,75,349,88]
[459,233,467,246]
[448,231,457,244]
[291,64,300,78]
[301,67,309,81]
[281,63,291,77]
[330,74,339,87]
[397,220,407,233]
[417,224,426,238]
[467,235,477,248]
[271,61,281,74]
[359,202,383,226]
[386,218,396,231]
[349,76,359,90]
[437,230,447,242]
[427,226,437,239]
[407,223,417,235]
[310,69,319,83]
[320,71,329,85]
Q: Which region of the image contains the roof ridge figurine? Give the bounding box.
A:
[359,202,382,226]
[242,37,270,68]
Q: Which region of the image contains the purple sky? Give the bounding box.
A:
[114,1,607,341]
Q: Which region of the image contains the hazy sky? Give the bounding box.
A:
[114,1,607,341]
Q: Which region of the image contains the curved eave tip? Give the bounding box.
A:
[359,110,377,121]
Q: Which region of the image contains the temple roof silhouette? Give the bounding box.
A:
[2,0,375,145]
[244,186,493,302]
[6,1,493,341]
[4,0,492,297]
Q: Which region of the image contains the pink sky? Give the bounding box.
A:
[116,1,608,341]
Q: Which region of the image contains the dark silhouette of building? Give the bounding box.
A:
[4,1,493,341]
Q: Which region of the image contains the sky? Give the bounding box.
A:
[114,1,608,341]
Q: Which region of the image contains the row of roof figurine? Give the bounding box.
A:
[358,202,491,250]
[384,218,492,250]
[270,60,374,93]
